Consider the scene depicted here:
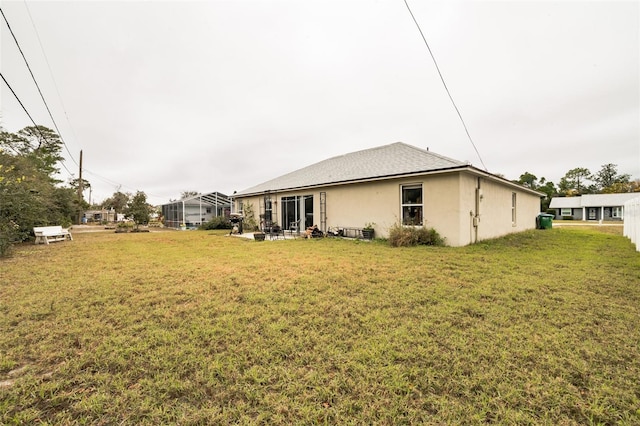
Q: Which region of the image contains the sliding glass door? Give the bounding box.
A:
[281,195,313,230]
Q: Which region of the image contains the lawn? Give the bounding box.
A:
[1,226,639,424]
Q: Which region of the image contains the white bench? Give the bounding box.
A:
[33,226,73,245]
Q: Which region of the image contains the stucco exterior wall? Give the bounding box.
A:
[424,173,467,246]
[474,176,539,242]
[234,171,541,246]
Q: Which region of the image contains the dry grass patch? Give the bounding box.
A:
[1,228,639,424]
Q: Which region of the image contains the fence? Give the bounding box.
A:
[623,196,640,252]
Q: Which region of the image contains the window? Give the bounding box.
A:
[401,184,423,225]
[561,208,572,217]
[511,192,517,226]
[206,207,212,214]
[612,207,622,218]
[264,195,273,222]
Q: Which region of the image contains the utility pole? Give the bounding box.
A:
[77,150,83,225]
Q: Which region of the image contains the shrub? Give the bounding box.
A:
[0,219,19,257]
[242,203,259,231]
[200,216,232,230]
[414,227,445,246]
[388,223,445,247]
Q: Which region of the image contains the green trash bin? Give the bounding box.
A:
[537,213,554,229]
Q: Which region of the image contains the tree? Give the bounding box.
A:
[515,172,557,210]
[12,126,63,179]
[537,180,557,211]
[103,191,130,217]
[594,163,631,192]
[558,167,592,195]
[69,177,91,193]
[517,172,539,189]
[181,190,200,199]
[0,126,75,255]
[125,191,152,229]
[601,182,632,194]
[68,177,91,215]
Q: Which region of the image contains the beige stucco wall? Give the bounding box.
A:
[235,171,541,246]
[470,174,540,243]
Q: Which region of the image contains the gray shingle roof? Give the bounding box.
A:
[550,193,640,208]
[235,142,468,196]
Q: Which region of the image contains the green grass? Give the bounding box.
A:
[1,227,639,424]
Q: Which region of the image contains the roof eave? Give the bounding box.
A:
[461,166,546,197]
[234,165,545,198]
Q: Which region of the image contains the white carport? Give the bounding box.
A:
[160,192,231,229]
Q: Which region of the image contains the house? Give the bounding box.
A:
[232,142,543,246]
[82,208,116,223]
[160,192,231,229]
[549,193,640,221]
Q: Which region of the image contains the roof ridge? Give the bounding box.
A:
[400,142,468,165]
[235,141,470,196]
[327,141,465,164]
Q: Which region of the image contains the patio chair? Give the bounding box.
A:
[289,220,300,236]
[269,224,284,240]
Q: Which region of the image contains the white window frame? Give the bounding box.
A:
[561,208,572,217]
[612,206,622,218]
[401,184,423,226]
[511,192,517,226]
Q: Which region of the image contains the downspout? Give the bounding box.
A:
[181,200,185,229]
[473,177,481,243]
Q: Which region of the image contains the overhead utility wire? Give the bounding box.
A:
[402,0,487,171]
[0,71,74,177]
[0,6,78,167]
[2,6,160,203]
[0,72,39,129]
[22,1,83,161]
[11,3,160,201]
[83,168,167,201]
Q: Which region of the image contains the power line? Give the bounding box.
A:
[22,0,83,165]
[0,71,75,177]
[0,72,41,133]
[0,6,78,167]
[402,0,487,171]
[83,167,168,201]
[1,7,167,204]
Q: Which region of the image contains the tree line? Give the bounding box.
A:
[514,165,639,211]
[0,125,152,256]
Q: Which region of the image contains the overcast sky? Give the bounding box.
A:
[1,0,638,205]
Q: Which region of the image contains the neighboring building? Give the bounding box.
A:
[232,142,543,246]
[160,192,231,229]
[549,193,640,221]
[82,208,116,223]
